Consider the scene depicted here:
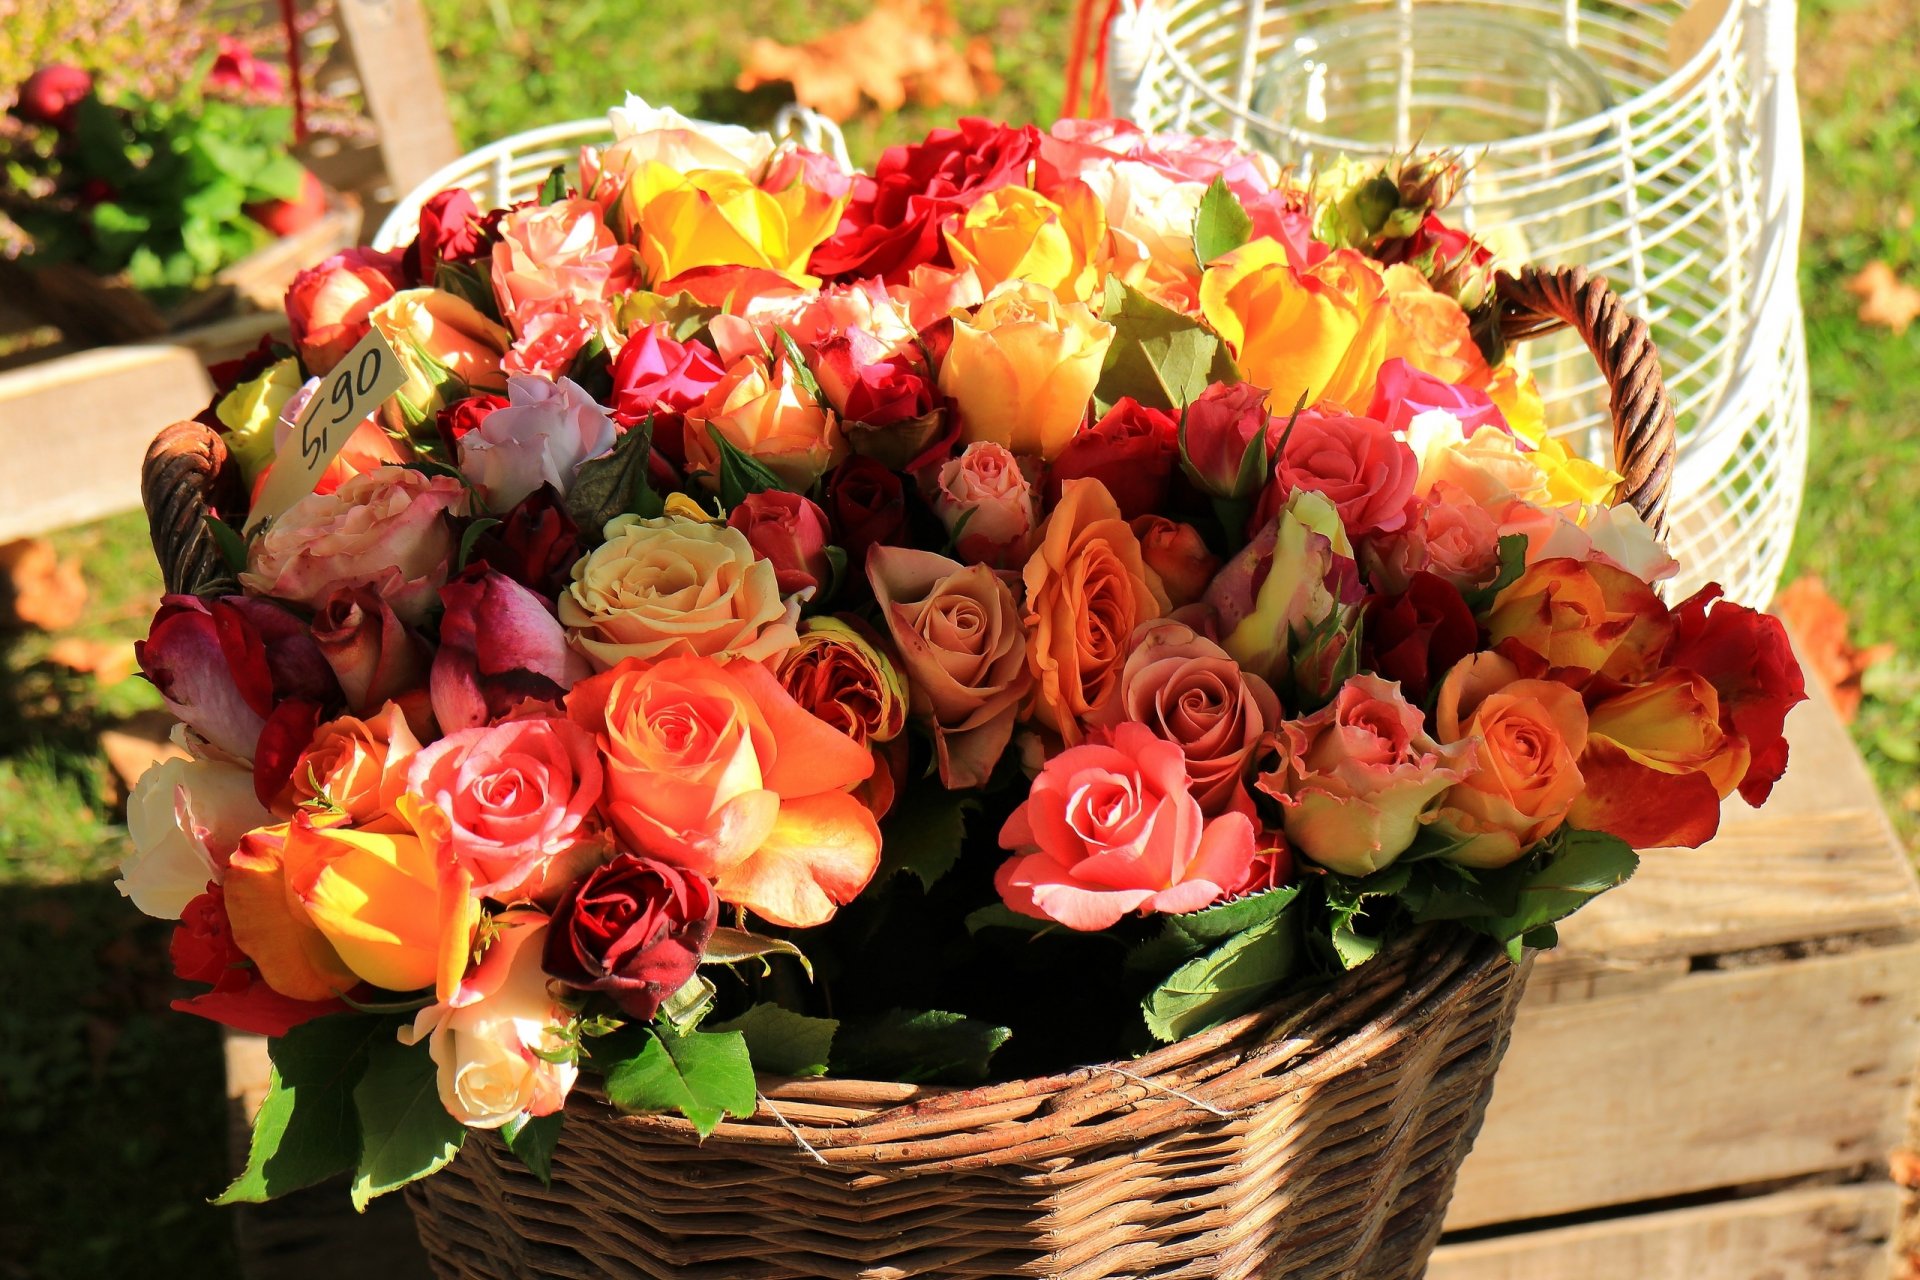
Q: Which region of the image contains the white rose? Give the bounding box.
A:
[604,94,775,174]
[458,374,618,512]
[118,754,269,919]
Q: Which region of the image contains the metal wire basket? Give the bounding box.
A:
[1107,0,1807,605]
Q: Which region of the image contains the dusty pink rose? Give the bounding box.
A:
[995,722,1258,930]
[1361,482,1503,595]
[1257,674,1474,876]
[432,568,591,732]
[409,716,605,900]
[727,490,834,598]
[1092,619,1280,816]
[1131,516,1219,609]
[490,197,636,332]
[284,247,405,375]
[932,442,1038,567]
[456,374,618,513]
[310,585,435,734]
[241,467,466,626]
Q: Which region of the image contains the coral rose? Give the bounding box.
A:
[1569,670,1750,850]
[284,247,404,375]
[727,490,835,598]
[1431,653,1589,868]
[995,722,1258,930]
[1360,483,1502,596]
[1268,408,1419,536]
[282,702,420,828]
[940,280,1114,461]
[933,441,1039,567]
[490,197,635,331]
[560,513,800,670]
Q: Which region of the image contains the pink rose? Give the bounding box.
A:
[490,197,635,333]
[933,441,1038,567]
[1266,409,1419,537]
[1256,674,1474,876]
[1048,397,1179,521]
[284,247,405,375]
[727,490,834,598]
[431,568,590,732]
[1367,358,1508,436]
[995,722,1258,931]
[812,334,937,427]
[310,585,435,734]
[457,374,618,513]
[408,716,605,900]
[501,298,600,379]
[1131,516,1219,610]
[608,324,727,431]
[1361,483,1502,595]
[241,467,466,626]
[1179,381,1269,499]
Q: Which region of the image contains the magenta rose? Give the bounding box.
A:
[1179,381,1269,500]
[543,853,717,1019]
[1048,397,1179,521]
[1367,358,1508,436]
[1360,571,1480,705]
[283,246,406,375]
[409,716,604,899]
[933,441,1037,567]
[996,722,1258,931]
[18,64,91,131]
[310,584,434,731]
[609,323,726,430]
[727,489,835,598]
[405,188,485,285]
[431,567,590,732]
[1266,409,1419,537]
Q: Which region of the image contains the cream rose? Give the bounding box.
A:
[119,752,270,919]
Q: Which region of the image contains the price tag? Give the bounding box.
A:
[245,325,409,533]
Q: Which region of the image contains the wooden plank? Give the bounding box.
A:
[1430,1182,1898,1280]
[334,0,461,197]
[1444,942,1920,1229]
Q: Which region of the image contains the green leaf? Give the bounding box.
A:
[204,514,250,575]
[603,1028,756,1138]
[1127,885,1300,974]
[1322,863,1414,970]
[215,1014,387,1204]
[876,784,976,892]
[709,1005,837,1078]
[702,927,813,980]
[456,517,500,571]
[1192,176,1255,267]
[830,1009,1011,1085]
[539,164,568,205]
[1464,534,1532,613]
[775,328,823,402]
[434,260,500,319]
[349,1035,466,1210]
[1141,912,1298,1043]
[500,1112,563,1186]
[963,903,1058,937]
[1473,830,1639,945]
[708,424,787,509]
[566,416,662,539]
[1096,279,1239,412]
[659,973,718,1031]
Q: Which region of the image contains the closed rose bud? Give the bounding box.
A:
[727,489,835,598]
[543,853,718,1019]
[310,585,435,731]
[933,441,1037,567]
[1179,381,1270,500]
[405,188,484,285]
[1131,515,1219,609]
[827,455,908,566]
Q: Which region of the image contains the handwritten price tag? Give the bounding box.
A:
[245,325,408,533]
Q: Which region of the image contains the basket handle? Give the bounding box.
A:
[1495,265,1676,535]
[142,419,241,598]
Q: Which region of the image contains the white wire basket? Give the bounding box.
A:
[1108,0,1808,606]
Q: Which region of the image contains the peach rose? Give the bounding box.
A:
[285,247,404,375]
[1021,479,1169,744]
[995,722,1258,930]
[241,467,466,626]
[1257,674,1473,876]
[1570,669,1750,850]
[943,181,1107,303]
[868,546,1033,789]
[932,441,1039,567]
[282,701,421,827]
[1487,557,1674,684]
[367,288,511,436]
[1092,618,1279,816]
[1199,241,1388,412]
[1431,653,1588,868]
[490,197,636,332]
[559,512,800,670]
[1131,516,1220,609]
[940,280,1115,461]
[682,351,842,491]
[565,655,879,927]
[1361,481,1502,596]
[1380,264,1487,386]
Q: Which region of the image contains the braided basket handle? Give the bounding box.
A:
[142,419,242,598]
[1495,265,1676,535]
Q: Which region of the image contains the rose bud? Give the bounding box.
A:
[1208,490,1362,691]
[1048,397,1179,521]
[827,454,909,566]
[468,485,586,598]
[405,187,485,285]
[1179,380,1271,500]
[310,585,436,734]
[431,567,591,732]
[727,490,835,599]
[435,391,508,455]
[814,335,936,427]
[609,322,727,430]
[932,441,1038,567]
[283,247,406,375]
[17,64,91,131]
[1367,358,1507,436]
[1131,515,1220,610]
[774,616,908,747]
[1361,571,1479,706]
[543,853,719,1019]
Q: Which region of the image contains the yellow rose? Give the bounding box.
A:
[1482,362,1548,444]
[215,356,303,486]
[622,162,837,285]
[940,280,1115,460]
[1406,413,1620,512]
[943,183,1106,303]
[368,288,511,437]
[223,823,360,1002]
[1199,242,1387,412]
[682,353,842,491]
[560,512,800,669]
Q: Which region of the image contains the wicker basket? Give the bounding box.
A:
[140,265,1675,1279]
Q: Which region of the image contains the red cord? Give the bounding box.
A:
[1063,0,1097,118]
[279,0,308,142]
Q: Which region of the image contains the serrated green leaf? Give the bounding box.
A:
[1474,830,1639,945]
[566,416,661,538]
[1096,278,1239,412]
[831,1009,1011,1085]
[603,1029,755,1137]
[500,1112,563,1186]
[349,1036,466,1210]
[702,927,813,980]
[1141,912,1298,1042]
[709,1004,837,1077]
[1192,176,1254,267]
[876,784,976,891]
[709,424,788,509]
[1127,885,1300,974]
[215,1014,386,1204]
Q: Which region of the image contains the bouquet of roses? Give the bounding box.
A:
[122,98,1805,1206]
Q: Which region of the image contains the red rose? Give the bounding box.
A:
[1362,571,1480,705]
[470,486,587,598]
[1179,381,1270,500]
[826,455,908,566]
[727,489,835,598]
[542,853,719,1019]
[436,391,509,453]
[609,324,727,434]
[431,568,590,731]
[170,884,344,1036]
[17,64,91,131]
[310,584,435,732]
[1367,358,1507,436]
[810,119,1041,282]
[813,338,936,427]
[406,188,485,285]
[1663,585,1808,805]
[1267,409,1419,537]
[1048,397,1178,521]
[284,247,406,375]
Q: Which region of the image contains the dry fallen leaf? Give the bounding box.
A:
[0,537,87,631]
[1892,1147,1920,1189]
[100,710,188,799]
[1773,575,1897,722]
[1845,260,1920,334]
[736,0,997,122]
[48,636,138,685]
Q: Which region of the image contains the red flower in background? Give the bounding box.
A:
[16,65,92,131]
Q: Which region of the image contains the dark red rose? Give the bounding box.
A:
[1361,571,1479,705]
[1265,408,1419,537]
[609,324,727,435]
[436,392,509,454]
[1663,585,1808,805]
[1047,397,1179,520]
[470,486,587,598]
[810,119,1041,282]
[431,568,589,732]
[542,853,718,1019]
[825,455,909,566]
[17,64,91,131]
[405,188,485,285]
[310,584,435,732]
[727,490,835,598]
[170,884,345,1036]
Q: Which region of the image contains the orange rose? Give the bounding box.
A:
[943,182,1107,303]
[1021,478,1169,743]
[1486,558,1674,684]
[1131,515,1220,609]
[682,352,842,491]
[1381,265,1488,386]
[222,823,358,1001]
[1432,653,1588,868]
[1199,242,1388,412]
[281,701,420,826]
[1570,670,1750,850]
[565,655,879,927]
